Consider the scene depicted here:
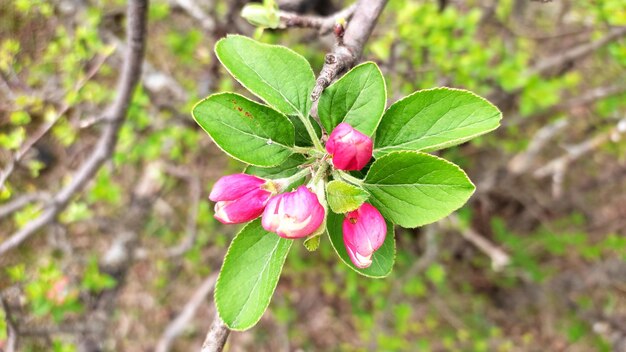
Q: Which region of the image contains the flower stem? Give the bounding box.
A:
[298,113,325,152]
[274,167,311,192]
[337,170,364,186]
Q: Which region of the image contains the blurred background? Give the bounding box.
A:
[1,0,625,351]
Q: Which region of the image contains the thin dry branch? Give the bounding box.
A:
[447,215,510,271]
[310,0,388,101]
[0,52,111,190]
[534,118,626,179]
[1,297,18,352]
[530,26,626,76]
[155,273,218,352]
[279,4,356,34]
[0,0,148,256]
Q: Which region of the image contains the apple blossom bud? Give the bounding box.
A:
[326,122,373,171]
[342,203,387,268]
[262,186,325,239]
[209,173,274,224]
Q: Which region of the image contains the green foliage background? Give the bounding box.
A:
[1,0,625,351]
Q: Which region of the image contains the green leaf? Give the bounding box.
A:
[327,210,395,278]
[363,151,475,228]
[215,35,315,117]
[287,115,322,147]
[241,2,280,29]
[192,93,295,167]
[318,62,386,136]
[326,180,369,213]
[374,88,501,157]
[215,219,292,330]
[303,234,321,251]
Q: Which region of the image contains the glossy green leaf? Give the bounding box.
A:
[318,62,386,136]
[363,151,475,228]
[215,35,315,117]
[327,211,395,278]
[287,115,322,147]
[326,180,369,213]
[374,88,501,157]
[192,93,294,167]
[215,219,292,331]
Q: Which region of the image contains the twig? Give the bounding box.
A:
[447,215,510,272]
[534,118,626,179]
[508,118,569,174]
[155,273,218,352]
[0,52,112,191]
[0,192,50,219]
[169,0,215,31]
[0,0,148,256]
[310,0,388,101]
[1,297,18,352]
[201,313,231,352]
[530,26,626,77]
[278,4,356,35]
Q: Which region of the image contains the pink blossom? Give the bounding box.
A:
[326,122,373,171]
[343,203,387,268]
[262,186,325,239]
[209,174,273,224]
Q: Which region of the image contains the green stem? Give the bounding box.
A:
[310,160,329,186]
[291,145,324,157]
[337,170,364,186]
[298,113,325,152]
[274,167,311,192]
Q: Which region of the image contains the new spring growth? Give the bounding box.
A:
[208,122,389,267]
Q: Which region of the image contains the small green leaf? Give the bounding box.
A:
[241,3,280,29]
[363,151,475,228]
[326,180,369,213]
[374,87,501,157]
[327,210,395,278]
[215,219,292,330]
[215,35,315,117]
[318,62,386,136]
[193,93,295,167]
[303,234,321,251]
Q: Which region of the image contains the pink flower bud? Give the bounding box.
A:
[262,186,325,239]
[209,174,273,224]
[326,122,373,171]
[343,203,387,268]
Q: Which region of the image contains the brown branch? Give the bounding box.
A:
[0,0,148,256]
[0,192,50,220]
[446,215,510,272]
[155,273,218,352]
[201,313,231,352]
[278,4,356,35]
[310,0,388,101]
[0,52,111,191]
[530,26,626,77]
[1,297,18,352]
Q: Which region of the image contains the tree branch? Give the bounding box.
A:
[1,296,18,352]
[278,4,356,34]
[201,313,231,352]
[0,0,148,256]
[155,273,218,352]
[530,26,626,77]
[310,0,388,101]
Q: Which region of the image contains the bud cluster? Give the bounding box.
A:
[209,123,386,268]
